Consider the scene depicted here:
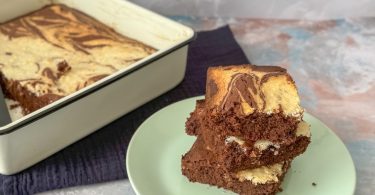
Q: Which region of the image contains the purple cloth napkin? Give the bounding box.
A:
[0,26,249,194]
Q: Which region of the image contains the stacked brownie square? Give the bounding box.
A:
[181,65,311,195]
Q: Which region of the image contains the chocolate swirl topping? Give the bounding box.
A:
[0,5,157,114]
[221,73,266,114]
[208,65,301,117]
[0,5,155,54]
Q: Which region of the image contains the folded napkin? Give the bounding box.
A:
[0,26,250,194]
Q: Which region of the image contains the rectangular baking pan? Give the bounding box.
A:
[0,0,195,175]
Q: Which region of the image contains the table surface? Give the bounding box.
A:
[40,1,375,194]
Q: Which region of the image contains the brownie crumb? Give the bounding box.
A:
[10,104,20,109]
[5,52,12,56]
[312,182,317,186]
[57,60,71,73]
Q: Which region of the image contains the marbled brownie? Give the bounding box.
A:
[0,5,156,114]
[182,137,291,195]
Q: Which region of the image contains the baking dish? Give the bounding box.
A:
[0,0,195,175]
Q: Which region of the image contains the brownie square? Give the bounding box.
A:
[186,99,310,171]
[182,137,291,195]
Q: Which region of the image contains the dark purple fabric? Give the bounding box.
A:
[0,26,249,194]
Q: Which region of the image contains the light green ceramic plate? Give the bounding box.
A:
[127,96,356,195]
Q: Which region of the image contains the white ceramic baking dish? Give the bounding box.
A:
[0,0,195,175]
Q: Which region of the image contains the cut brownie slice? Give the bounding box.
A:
[186,99,310,171]
[204,65,304,143]
[217,121,310,171]
[182,137,291,195]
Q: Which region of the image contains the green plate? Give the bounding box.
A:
[127,96,356,195]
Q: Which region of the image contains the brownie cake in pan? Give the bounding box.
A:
[0,0,194,175]
[0,4,156,115]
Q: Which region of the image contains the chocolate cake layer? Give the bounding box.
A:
[186,100,310,171]
[212,132,309,171]
[0,4,156,114]
[205,106,299,143]
[186,99,206,136]
[204,65,303,142]
[181,137,291,195]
